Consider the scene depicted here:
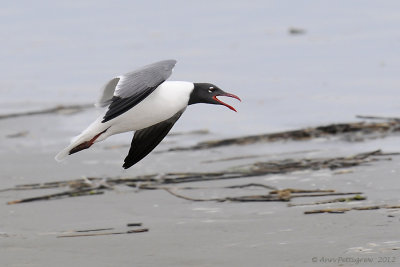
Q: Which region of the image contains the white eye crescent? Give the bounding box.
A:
[208,86,214,93]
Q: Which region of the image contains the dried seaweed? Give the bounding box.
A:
[289,27,306,35]
[201,150,319,164]
[6,131,29,138]
[57,223,148,238]
[7,189,104,205]
[166,121,400,152]
[57,228,149,238]
[0,104,92,120]
[2,150,393,205]
[126,223,142,227]
[168,129,210,136]
[0,175,158,193]
[288,195,367,207]
[356,115,400,122]
[163,187,362,203]
[304,205,400,214]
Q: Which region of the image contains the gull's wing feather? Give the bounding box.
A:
[97,59,177,122]
[123,109,184,169]
[96,78,120,107]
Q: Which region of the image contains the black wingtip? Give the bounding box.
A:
[122,161,134,169]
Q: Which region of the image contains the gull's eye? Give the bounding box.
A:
[208,86,215,93]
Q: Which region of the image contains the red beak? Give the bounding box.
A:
[213,93,241,112]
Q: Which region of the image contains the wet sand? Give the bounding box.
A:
[1,111,399,267]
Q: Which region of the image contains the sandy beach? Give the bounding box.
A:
[1,109,400,267]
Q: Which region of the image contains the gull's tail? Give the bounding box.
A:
[55,117,109,161]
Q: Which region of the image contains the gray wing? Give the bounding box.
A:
[122,109,184,169]
[99,59,177,122]
[96,78,120,107]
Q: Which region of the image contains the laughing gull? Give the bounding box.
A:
[55,59,241,169]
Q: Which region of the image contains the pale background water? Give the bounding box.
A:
[1,0,400,135]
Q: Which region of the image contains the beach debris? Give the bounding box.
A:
[166,120,400,151]
[57,223,148,238]
[2,150,394,205]
[201,149,319,163]
[58,229,148,238]
[75,228,114,232]
[221,150,388,181]
[333,169,354,175]
[0,233,10,238]
[68,177,113,190]
[288,195,366,207]
[225,183,277,190]
[127,223,143,227]
[0,104,92,120]
[7,189,104,205]
[304,205,400,215]
[6,130,29,138]
[288,27,306,35]
[163,187,362,203]
[356,115,400,122]
[305,208,350,214]
[168,129,210,136]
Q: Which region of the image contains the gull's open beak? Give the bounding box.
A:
[213,92,241,112]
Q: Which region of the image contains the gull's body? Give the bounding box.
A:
[67,81,194,144]
[56,60,240,169]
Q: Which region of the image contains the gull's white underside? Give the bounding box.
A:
[55,81,194,161]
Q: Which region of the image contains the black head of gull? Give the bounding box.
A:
[189,83,241,112]
[55,59,241,169]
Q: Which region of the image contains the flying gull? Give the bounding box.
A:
[55,59,241,169]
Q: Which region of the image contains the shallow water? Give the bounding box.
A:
[1,1,400,135]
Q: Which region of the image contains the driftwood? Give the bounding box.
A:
[165,120,400,152]
[0,104,92,120]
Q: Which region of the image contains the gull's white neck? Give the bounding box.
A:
[159,81,195,100]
